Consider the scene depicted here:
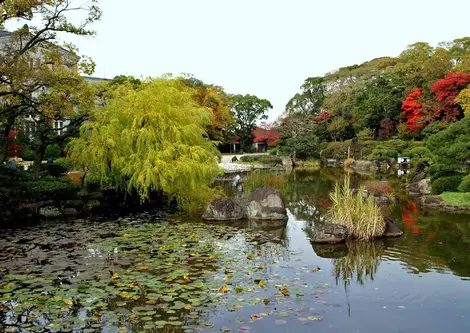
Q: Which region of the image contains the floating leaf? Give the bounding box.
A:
[111,273,120,280]
[258,280,265,288]
[219,285,229,293]
[280,288,289,296]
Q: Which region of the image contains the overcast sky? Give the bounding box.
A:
[13,0,470,121]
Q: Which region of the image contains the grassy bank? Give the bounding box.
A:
[440,192,470,207]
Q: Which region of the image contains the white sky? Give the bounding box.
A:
[8,0,470,121]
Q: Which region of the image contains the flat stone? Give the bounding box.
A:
[203,198,245,221]
[310,224,348,244]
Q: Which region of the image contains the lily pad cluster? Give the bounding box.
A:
[0,217,332,332]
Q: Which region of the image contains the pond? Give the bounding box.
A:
[1,168,470,333]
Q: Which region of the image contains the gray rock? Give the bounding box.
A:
[39,206,62,218]
[421,195,444,208]
[203,198,245,221]
[310,224,348,244]
[246,188,287,220]
[383,217,403,237]
[413,172,427,183]
[281,156,294,172]
[231,156,238,162]
[312,243,348,258]
[62,208,78,217]
[418,178,432,195]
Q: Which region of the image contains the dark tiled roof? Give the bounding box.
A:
[0,30,12,37]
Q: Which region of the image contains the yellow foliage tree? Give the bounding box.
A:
[68,77,222,210]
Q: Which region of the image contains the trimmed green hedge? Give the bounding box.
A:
[239,155,282,165]
[458,174,470,193]
[431,175,464,195]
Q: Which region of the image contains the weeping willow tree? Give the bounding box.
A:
[68,77,222,210]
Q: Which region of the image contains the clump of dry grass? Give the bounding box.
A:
[364,180,393,197]
[327,176,385,240]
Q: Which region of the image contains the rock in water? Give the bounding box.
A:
[383,217,403,237]
[246,188,287,220]
[202,198,245,221]
[231,156,238,162]
[310,224,348,244]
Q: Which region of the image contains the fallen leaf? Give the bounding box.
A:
[219,285,229,293]
[257,265,265,270]
[250,314,262,321]
[111,273,120,280]
[263,298,270,305]
[135,266,148,271]
[258,280,265,288]
[62,299,73,306]
[280,288,289,296]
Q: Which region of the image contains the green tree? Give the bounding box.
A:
[231,94,272,151]
[286,77,325,117]
[0,0,101,173]
[277,115,319,159]
[68,77,221,210]
[426,117,470,170]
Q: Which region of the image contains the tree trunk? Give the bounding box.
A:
[32,143,46,180]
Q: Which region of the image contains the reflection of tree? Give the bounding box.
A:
[334,240,385,287]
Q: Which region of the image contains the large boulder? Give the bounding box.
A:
[418,178,432,195]
[310,224,348,244]
[203,198,245,221]
[281,156,294,172]
[383,217,403,237]
[246,188,287,220]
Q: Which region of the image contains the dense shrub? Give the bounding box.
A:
[239,155,282,165]
[268,148,279,156]
[431,175,464,195]
[321,142,350,159]
[458,174,470,192]
[44,144,62,159]
[40,163,69,177]
[428,164,461,181]
[367,147,398,161]
[26,177,80,201]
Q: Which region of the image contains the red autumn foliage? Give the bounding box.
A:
[312,111,331,123]
[401,202,421,234]
[7,130,22,158]
[253,127,280,147]
[402,88,425,131]
[430,72,470,123]
[378,118,394,137]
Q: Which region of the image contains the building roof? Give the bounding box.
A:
[0,30,12,37]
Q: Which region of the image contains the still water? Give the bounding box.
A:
[1,169,469,332]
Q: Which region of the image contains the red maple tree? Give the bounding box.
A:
[312,111,331,123]
[430,72,470,123]
[402,88,425,131]
[253,127,280,147]
[6,130,22,158]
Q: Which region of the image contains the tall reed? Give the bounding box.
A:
[327,175,384,240]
